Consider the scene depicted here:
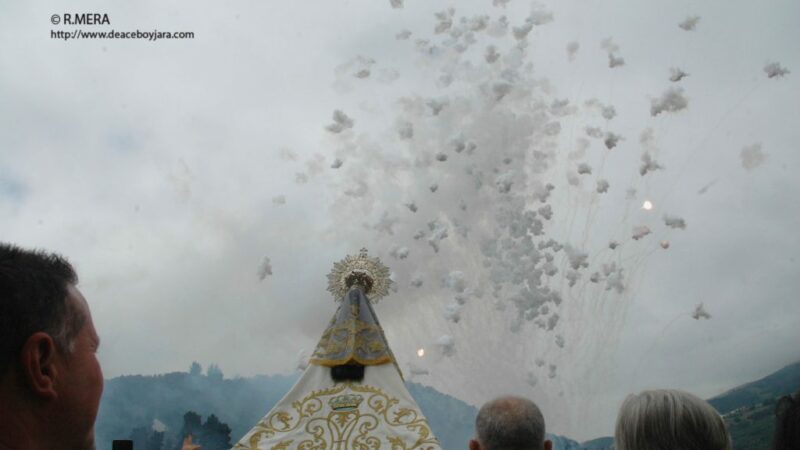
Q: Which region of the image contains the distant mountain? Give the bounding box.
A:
[96,367,584,450]
[580,437,614,450]
[708,361,800,414]
[96,360,800,450]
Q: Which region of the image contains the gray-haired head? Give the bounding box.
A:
[615,389,732,450]
[474,396,548,450]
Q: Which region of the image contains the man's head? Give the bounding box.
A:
[0,243,103,450]
[470,396,553,450]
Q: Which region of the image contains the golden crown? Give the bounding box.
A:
[326,248,392,303]
[329,394,364,411]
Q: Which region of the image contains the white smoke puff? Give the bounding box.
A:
[555,334,565,348]
[152,419,167,433]
[542,260,558,276]
[272,195,286,205]
[444,301,463,323]
[526,371,539,388]
[486,16,509,37]
[764,62,790,79]
[632,225,651,240]
[396,29,412,40]
[551,98,576,117]
[602,262,618,277]
[577,162,592,175]
[257,256,273,281]
[600,37,619,53]
[740,143,768,170]
[605,132,623,149]
[537,204,553,220]
[410,275,423,288]
[548,364,557,379]
[597,179,610,193]
[428,223,449,252]
[437,335,456,357]
[608,53,625,68]
[484,45,500,63]
[389,0,403,8]
[326,110,354,133]
[640,152,664,176]
[466,15,490,31]
[492,82,513,101]
[565,245,589,270]
[605,266,625,293]
[330,158,343,169]
[426,99,448,115]
[434,9,454,34]
[295,349,309,371]
[544,121,562,136]
[398,122,414,139]
[566,41,580,61]
[679,16,701,31]
[451,137,466,153]
[372,211,398,235]
[444,271,467,293]
[389,245,410,259]
[429,183,439,193]
[669,67,689,82]
[567,171,581,187]
[295,173,309,184]
[609,241,619,250]
[602,105,617,120]
[547,313,559,330]
[532,183,555,203]
[692,303,712,320]
[565,270,580,287]
[405,201,418,213]
[528,3,554,25]
[512,22,533,40]
[664,214,687,230]
[585,127,604,139]
[408,363,429,376]
[495,172,515,193]
[493,0,511,7]
[651,87,689,116]
[569,137,590,160]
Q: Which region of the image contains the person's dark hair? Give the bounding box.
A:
[774,390,800,450]
[475,396,546,450]
[0,242,83,375]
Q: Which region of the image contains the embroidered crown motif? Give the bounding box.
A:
[329,394,364,411]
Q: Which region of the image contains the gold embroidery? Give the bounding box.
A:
[234,383,439,450]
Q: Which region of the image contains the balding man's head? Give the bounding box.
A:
[470,396,552,450]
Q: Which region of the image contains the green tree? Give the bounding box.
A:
[174,411,202,450]
[190,362,202,377]
[206,364,223,382]
[198,414,232,450]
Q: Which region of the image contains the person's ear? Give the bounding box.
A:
[543,439,553,450]
[19,332,59,400]
[469,438,481,450]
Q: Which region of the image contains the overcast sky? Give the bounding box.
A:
[1,0,799,441]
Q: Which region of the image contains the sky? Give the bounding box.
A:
[1,0,799,441]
